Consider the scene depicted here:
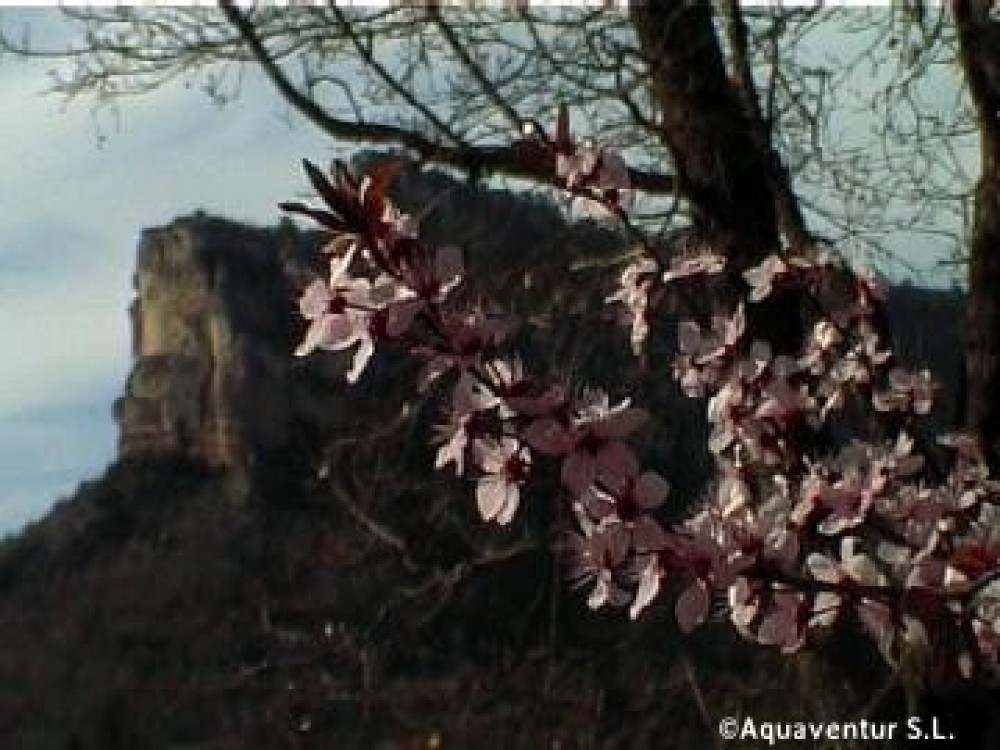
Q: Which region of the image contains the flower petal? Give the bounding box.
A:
[346,338,375,383]
[561,451,596,494]
[634,471,669,508]
[676,579,710,633]
[476,476,508,522]
[522,418,575,455]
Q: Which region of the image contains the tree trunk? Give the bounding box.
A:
[630,0,779,262]
[955,0,1000,467]
[629,0,803,350]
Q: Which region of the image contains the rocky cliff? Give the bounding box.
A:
[111,157,637,473]
[114,214,316,467]
[110,163,966,479]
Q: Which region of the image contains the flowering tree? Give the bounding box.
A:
[14,0,1000,737]
[282,105,1000,701]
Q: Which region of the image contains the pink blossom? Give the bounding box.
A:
[473,437,532,525]
[398,244,464,303]
[799,320,843,374]
[561,440,638,496]
[295,250,372,358]
[295,278,365,358]
[294,248,433,382]
[606,256,659,354]
[563,392,648,493]
[788,245,835,272]
[522,389,648,493]
[825,320,891,385]
[505,382,567,418]
[755,376,811,426]
[941,519,1000,589]
[555,148,598,188]
[433,372,499,475]
[938,432,984,462]
[521,417,576,456]
[435,422,472,477]
[578,446,669,525]
[285,143,1000,679]
[416,310,511,387]
[716,461,753,516]
[558,146,634,218]
[817,473,880,535]
[723,503,800,572]
[728,577,761,640]
[806,537,887,588]
[566,520,631,609]
[973,589,1000,664]
[743,254,788,302]
[485,358,567,418]
[694,305,746,367]
[572,388,649,438]
[811,590,842,629]
[756,589,807,653]
[629,554,663,619]
[872,367,935,415]
[667,512,755,632]
[661,251,726,283]
[855,266,887,307]
[855,599,898,662]
[706,376,754,456]
[360,170,419,248]
[674,306,746,397]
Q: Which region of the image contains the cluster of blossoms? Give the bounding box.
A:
[605,247,1000,680]
[285,110,1000,683]
[535,103,634,220]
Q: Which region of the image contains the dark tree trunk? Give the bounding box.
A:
[630,0,779,264]
[629,0,803,350]
[955,0,1000,468]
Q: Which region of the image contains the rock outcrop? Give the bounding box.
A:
[111,157,632,473]
[112,160,967,477]
[115,214,320,467]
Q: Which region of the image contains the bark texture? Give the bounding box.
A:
[629,0,803,351]
[630,0,779,263]
[956,0,1000,466]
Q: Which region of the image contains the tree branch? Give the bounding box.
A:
[219,0,677,194]
[429,5,524,132]
[955,0,1000,466]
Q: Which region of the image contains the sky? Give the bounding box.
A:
[0,10,332,533]
[0,8,977,535]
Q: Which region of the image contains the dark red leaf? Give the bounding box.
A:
[303,160,349,213]
[332,159,359,192]
[278,202,346,231]
[362,160,402,217]
[302,159,368,231]
[555,103,570,149]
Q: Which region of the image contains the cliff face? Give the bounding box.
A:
[115,214,319,467]
[111,158,631,473]
[111,164,968,484]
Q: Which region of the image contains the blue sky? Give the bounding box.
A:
[0,9,976,535]
[0,10,331,533]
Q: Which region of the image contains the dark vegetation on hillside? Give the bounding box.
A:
[0,159,979,748]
